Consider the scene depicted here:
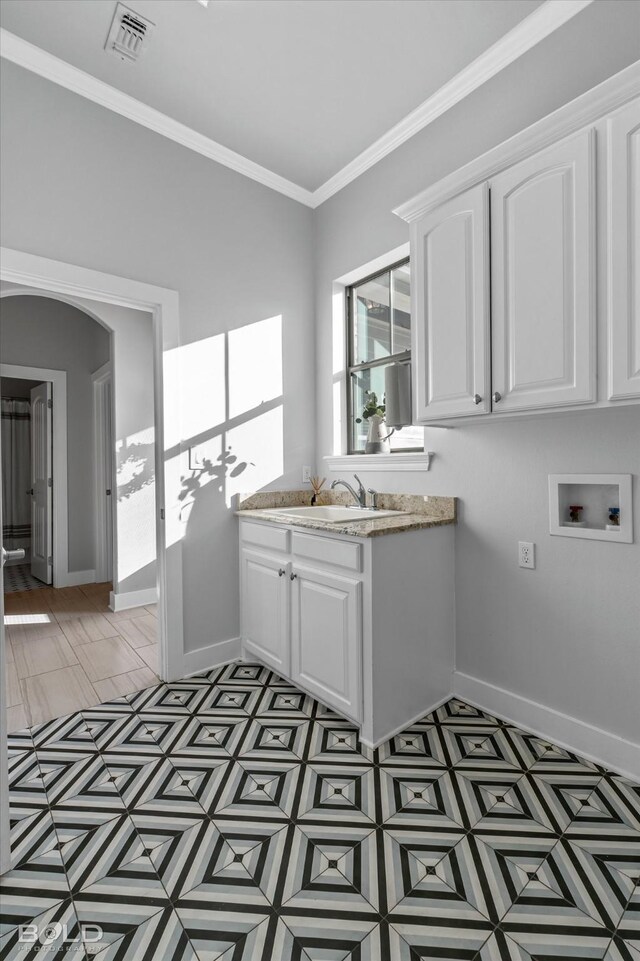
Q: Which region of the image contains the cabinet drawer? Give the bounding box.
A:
[241,520,289,554]
[292,532,362,572]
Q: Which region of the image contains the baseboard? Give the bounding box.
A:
[454,671,640,781]
[60,569,96,588]
[360,693,453,750]
[183,638,242,677]
[109,587,158,612]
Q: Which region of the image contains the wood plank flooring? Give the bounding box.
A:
[3,581,159,732]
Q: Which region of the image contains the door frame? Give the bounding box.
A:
[0,246,184,875]
[92,362,114,585]
[0,363,68,587]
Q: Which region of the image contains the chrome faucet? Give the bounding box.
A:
[330,473,368,508]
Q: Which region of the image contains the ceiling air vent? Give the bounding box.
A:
[105,3,155,62]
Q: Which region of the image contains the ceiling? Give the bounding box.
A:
[0,0,547,193]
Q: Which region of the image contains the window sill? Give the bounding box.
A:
[323,452,434,472]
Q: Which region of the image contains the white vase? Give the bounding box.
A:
[365,414,394,454]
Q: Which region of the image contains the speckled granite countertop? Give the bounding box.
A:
[235,490,456,538]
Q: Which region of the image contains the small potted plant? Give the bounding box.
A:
[356,391,395,454]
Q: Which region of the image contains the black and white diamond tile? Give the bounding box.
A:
[296,763,377,826]
[4,663,640,960]
[279,823,380,913]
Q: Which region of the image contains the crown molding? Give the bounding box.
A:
[394,58,640,223]
[1,1,593,209]
[0,28,315,207]
[310,0,594,207]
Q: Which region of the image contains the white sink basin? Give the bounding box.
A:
[261,505,405,523]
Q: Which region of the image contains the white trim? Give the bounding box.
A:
[312,0,594,206]
[183,639,242,677]
[63,569,96,588]
[324,452,434,472]
[360,694,453,750]
[0,2,594,209]
[0,29,313,209]
[395,59,640,223]
[0,361,68,589]
[109,586,157,612]
[92,363,113,584]
[0,246,184,684]
[453,671,640,781]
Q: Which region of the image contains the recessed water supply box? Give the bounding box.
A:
[548,474,633,543]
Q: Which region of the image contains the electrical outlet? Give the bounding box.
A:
[518,541,535,569]
[302,466,312,484]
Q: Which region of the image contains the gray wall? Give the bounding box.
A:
[314,0,640,743]
[0,58,315,652]
[0,296,110,572]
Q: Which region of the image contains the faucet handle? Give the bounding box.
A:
[353,474,367,507]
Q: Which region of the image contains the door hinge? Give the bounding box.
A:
[48,555,53,565]
[47,398,53,409]
[106,489,112,496]
[48,477,53,488]
[160,508,165,520]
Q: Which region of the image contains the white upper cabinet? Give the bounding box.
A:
[490,129,596,412]
[412,183,490,420]
[607,99,640,400]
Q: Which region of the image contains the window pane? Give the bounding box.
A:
[389,423,424,451]
[350,365,386,452]
[350,362,422,452]
[353,273,391,364]
[392,262,411,354]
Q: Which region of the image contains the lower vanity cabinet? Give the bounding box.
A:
[240,548,290,675]
[239,517,456,746]
[290,564,362,724]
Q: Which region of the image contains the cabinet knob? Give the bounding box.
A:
[492,391,502,403]
[278,569,285,577]
[290,572,298,580]
[472,394,482,405]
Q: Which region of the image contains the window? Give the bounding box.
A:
[346,258,422,453]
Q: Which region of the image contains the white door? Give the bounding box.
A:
[241,549,290,673]
[607,98,640,400]
[30,383,53,584]
[291,564,361,722]
[412,183,491,421]
[490,128,596,412]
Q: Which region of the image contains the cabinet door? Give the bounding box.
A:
[608,99,640,400]
[240,549,289,673]
[491,129,595,412]
[290,565,361,722]
[412,183,490,420]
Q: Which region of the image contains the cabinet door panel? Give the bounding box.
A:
[491,129,595,411]
[608,99,640,400]
[241,549,289,673]
[291,566,361,722]
[412,183,490,420]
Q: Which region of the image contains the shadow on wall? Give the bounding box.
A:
[117,440,155,500]
[178,446,253,521]
[168,314,286,643]
[175,314,286,524]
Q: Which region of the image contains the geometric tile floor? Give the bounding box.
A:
[2,661,639,960]
[3,564,47,594]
